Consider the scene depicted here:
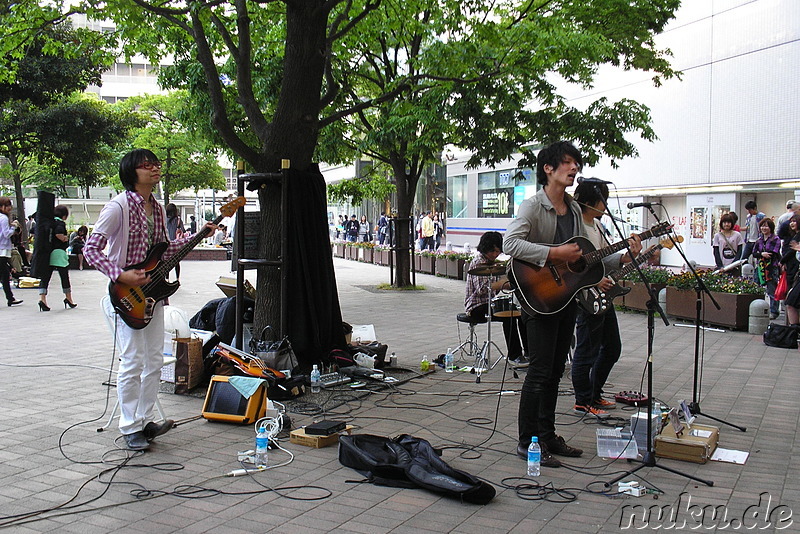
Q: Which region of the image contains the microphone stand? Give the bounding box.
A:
[651,206,746,432]
[596,193,713,488]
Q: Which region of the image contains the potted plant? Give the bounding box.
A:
[333,239,346,258]
[445,250,473,280]
[665,269,764,330]
[345,241,358,260]
[434,251,449,277]
[622,265,673,311]
[356,241,375,263]
[417,250,435,274]
[371,244,387,265]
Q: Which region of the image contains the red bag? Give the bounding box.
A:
[775,271,789,300]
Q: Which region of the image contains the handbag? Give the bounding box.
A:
[775,271,789,300]
[763,323,799,349]
[249,325,299,371]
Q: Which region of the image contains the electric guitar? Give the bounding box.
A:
[576,235,683,315]
[509,222,673,315]
[213,343,285,380]
[109,196,246,329]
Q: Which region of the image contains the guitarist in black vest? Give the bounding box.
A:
[84,149,216,451]
[571,181,641,420]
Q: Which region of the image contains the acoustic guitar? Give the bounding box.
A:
[510,222,673,315]
[576,235,683,315]
[109,196,246,329]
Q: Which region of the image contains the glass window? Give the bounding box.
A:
[448,174,467,218]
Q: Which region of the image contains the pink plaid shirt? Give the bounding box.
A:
[85,191,186,282]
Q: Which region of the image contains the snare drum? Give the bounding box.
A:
[492,295,521,318]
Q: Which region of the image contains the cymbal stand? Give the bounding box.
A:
[474,280,506,384]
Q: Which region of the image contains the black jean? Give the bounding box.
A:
[1,257,15,303]
[571,308,622,406]
[517,303,577,446]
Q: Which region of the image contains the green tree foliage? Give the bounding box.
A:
[0,19,119,237]
[327,169,396,207]
[116,93,226,204]
[318,0,680,285]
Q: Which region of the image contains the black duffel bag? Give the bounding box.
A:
[763,323,800,349]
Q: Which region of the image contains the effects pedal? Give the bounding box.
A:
[615,391,649,407]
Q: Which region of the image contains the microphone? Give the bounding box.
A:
[577,176,613,184]
[627,202,660,209]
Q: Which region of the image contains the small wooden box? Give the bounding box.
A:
[290,425,354,448]
[655,423,719,464]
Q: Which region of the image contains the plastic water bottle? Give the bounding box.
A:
[444,348,454,373]
[527,436,541,477]
[420,355,430,372]
[310,364,321,393]
[254,425,269,468]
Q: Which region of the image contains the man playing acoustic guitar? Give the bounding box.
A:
[503,141,640,468]
[85,149,216,451]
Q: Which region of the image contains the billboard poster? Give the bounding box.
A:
[690,206,708,244]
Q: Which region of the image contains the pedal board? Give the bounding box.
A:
[615,391,649,407]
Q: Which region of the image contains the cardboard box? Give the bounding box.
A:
[216,275,257,300]
[290,425,354,448]
[655,423,719,464]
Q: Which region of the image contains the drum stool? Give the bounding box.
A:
[454,312,487,362]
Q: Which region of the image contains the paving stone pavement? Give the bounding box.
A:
[0,257,797,532]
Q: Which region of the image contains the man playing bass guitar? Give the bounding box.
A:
[570,180,641,419]
[503,141,640,468]
[84,149,217,451]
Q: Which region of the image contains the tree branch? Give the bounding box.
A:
[188,8,258,161]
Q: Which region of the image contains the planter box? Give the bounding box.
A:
[622,281,666,312]
[345,245,358,260]
[358,247,373,263]
[333,243,345,258]
[665,286,763,330]
[435,257,448,277]
[417,255,434,274]
[374,249,389,266]
[446,259,465,280]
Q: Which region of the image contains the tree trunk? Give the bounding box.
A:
[10,157,28,243]
[390,157,421,287]
[248,1,329,333]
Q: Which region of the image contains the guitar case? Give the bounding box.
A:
[339,434,496,504]
[30,191,55,280]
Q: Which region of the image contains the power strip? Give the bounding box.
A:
[618,481,646,497]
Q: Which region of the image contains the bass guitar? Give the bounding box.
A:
[576,235,683,315]
[510,222,673,315]
[109,196,246,329]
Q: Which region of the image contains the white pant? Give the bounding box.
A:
[103,298,165,435]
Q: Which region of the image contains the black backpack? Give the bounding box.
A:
[338,434,496,504]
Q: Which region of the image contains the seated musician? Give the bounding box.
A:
[464,231,528,365]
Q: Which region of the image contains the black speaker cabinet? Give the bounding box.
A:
[202,375,266,424]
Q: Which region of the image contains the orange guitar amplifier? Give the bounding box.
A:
[202,375,266,424]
